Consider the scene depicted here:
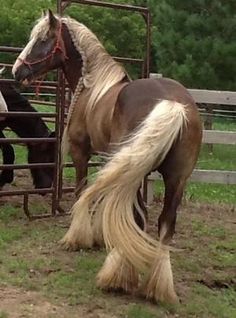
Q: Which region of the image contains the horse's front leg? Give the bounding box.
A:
[60,133,95,250]
[69,139,90,198]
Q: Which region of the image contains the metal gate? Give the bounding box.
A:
[0,0,151,218]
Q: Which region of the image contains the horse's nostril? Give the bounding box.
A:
[14,69,22,82]
[14,66,30,84]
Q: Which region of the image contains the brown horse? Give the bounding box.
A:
[13,10,202,304]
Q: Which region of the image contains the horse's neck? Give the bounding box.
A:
[62,24,83,92]
[63,58,82,92]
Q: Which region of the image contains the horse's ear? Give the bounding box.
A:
[47,9,58,29]
[41,10,46,17]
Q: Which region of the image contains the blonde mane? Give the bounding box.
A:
[29,15,128,116]
[62,17,128,113]
[18,14,129,159]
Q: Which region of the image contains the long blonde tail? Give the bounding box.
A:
[61,100,187,259]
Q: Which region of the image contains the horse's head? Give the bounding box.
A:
[12,10,67,85]
[28,131,55,189]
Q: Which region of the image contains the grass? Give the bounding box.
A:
[212,117,236,131]
[0,110,235,315]
[183,182,235,204]
[154,180,236,205]
[0,201,235,317]
[126,305,163,318]
[197,144,235,171]
[182,285,236,318]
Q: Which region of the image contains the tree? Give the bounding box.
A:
[147,0,236,90]
[64,0,147,78]
[0,0,235,90]
[0,0,55,65]
[0,0,146,79]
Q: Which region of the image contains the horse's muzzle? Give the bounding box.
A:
[13,65,32,86]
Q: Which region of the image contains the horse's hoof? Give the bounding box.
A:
[58,238,79,251]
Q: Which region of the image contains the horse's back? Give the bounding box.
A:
[112,77,198,140]
[117,77,195,113]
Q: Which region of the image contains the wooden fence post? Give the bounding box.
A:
[204,104,213,153]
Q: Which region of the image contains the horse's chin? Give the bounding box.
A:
[18,75,34,87]
[21,78,32,86]
[21,72,47,87]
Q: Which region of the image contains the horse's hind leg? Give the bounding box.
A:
[142,174,185,303]
[141,107,202,303]
[67,133,91,198]
[157,176,185,244]
[143,146,200,303]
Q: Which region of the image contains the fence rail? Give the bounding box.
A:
[203,130,236,145]
[0,0,152,217]
[146,76,236,204]
[188,89,236,105]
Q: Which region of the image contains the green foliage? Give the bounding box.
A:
[0,0,54,46]
[0,0,234,88]
[0,0,147,78]
[0,0,55,63]
[148,0,236,90]
[62,1,147,78]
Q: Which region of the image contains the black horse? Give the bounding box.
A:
[0,82,55,189]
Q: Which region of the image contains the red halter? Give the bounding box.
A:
[18,20,68,70]
[17,20,68,96]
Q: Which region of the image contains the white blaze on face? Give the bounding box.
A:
[12,37,37,76]
[0,90,8,120]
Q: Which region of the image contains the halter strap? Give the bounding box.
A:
[17,20,68,71]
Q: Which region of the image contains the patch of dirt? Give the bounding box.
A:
[197,278,236,290]
[0,169,76,217]
[0,286,116,318]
